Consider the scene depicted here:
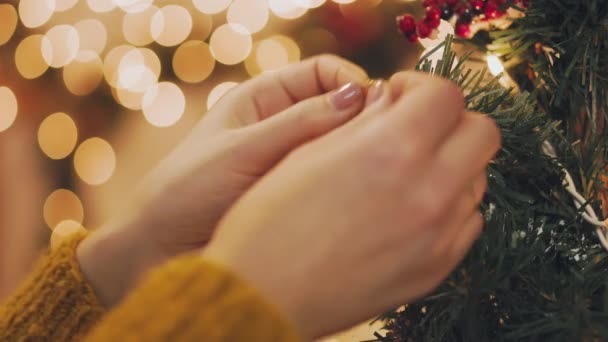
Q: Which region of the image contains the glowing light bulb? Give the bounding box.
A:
[487,55,505,76]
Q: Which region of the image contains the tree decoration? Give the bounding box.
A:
[379,0,608,339]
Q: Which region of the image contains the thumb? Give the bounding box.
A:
[241,82,365,169]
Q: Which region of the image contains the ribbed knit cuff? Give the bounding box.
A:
[0,231,105,341]
[85,255,303,342]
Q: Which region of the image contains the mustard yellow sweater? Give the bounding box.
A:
[0,233,303,341]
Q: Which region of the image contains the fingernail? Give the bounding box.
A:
[365,80,384,106]
[329,83,363,111]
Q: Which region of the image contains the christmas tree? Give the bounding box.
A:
[376,1,608,341]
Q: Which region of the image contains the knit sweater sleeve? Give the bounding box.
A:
[0,232,105,341]
[84,255,304,342]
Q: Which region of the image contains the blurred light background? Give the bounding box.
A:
[0,0,426,314]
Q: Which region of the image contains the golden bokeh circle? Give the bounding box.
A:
[43,189,84,230]
[63,51,104,96]
[173,41,215,83]
[0,87,18,132]
[0,4,18,46]
[38,112,78,160]
[74,137,116,185]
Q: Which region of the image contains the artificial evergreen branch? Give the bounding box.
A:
[377,36,608,342]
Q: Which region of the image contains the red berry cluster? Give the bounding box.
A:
[397,0,528,42]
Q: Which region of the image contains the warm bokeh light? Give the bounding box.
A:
[295,0,327,8]
[268,0,308,19]
[87,0,116,13]
[116,0,153,13]
[487,55,505,76]
[19,0,55,28]
[74,137,116,185]
[74,18,107,55]
[15,35,49,79]
[142,82,186,127]
[50,220,86,250]
[227,0,269,34]
[43,189,84,230]
[257,38,289,72]
[0,87,18,133]
[0,4,18,46]
[114,86,146,110]
[55,0,79,12]
[173,40,215,83]
[207,82,239,110]
[191,11,213,41]
[246,35,300,76]
[122,5,158,46]
[332,0,357,3]
[192,0,232,14]
[210,23,252,65]
[150,5,193,47]
[42,24,80,68]
[63,51,104,96]
[38,112,78,160]
[103,44,136,87]
[116,48,159,93]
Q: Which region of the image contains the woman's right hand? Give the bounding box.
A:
[202,72,501,339]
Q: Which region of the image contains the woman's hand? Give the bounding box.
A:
[77,55,369,307]
[202,72,501,338]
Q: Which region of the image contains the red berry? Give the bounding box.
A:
[422,0,438,7]
[455,21,471,38]
[425,6,442,21]
[484,2,504,19]
[425,16,441,29]
[446,0,458,5]
[406,33,419,43]
[470,0,485,12]
[417,20,432,38]
[397,14,417,35]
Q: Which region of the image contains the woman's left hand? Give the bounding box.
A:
[77,55,369,307]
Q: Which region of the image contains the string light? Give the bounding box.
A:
[487,55,505,76]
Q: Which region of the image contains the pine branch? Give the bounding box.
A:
[377,37,608,342]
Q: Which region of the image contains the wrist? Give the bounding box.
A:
[76,218,164,307]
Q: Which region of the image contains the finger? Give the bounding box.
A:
[388,71,441,102]
[433,113,501,196]
[226,55,368,123]
[431,172,487,254]
[239,83,365,170]
[379,75,466,153]
[448,211,484,262]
